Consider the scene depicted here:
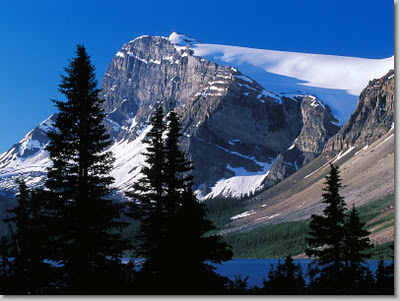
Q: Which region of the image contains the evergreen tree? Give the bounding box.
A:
[262,256,305,294]
[169,186,233,294]
[0,236,12,294]
[126,106,167,282]
[164,110,194,218]
[4,180,30,293]
[375,260,394,294]
[229,274,250,294]
[162,110,233,293]
[127,108,233,294]
[375,260,388,286]
[386,242,394,280]
[342,205,373,287]
[357,268,375,292]
[2,181,51,294]
[45,44,128,293]
[305,164,347,289]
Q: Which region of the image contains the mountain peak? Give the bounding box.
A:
[128,35,150,43]
[168,32,200,46]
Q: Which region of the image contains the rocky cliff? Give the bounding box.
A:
[323,69,394,157]
[99,34,340,196]
[263,95,339,186]
[0,33,341,198]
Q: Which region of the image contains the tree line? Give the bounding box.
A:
[259,164,394,294]
[0,45,394,295]
[225,165,394,295]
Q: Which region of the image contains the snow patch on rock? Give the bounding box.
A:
[203,159,275,199]
[230,210,256,220]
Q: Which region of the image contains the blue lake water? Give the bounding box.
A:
[9,257,391,289]
[116,258,394,288]
[212,258,393,288]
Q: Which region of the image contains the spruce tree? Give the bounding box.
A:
[4,180,30,293]
[342,205,373,286]
[45,44,128,293]
[305,164,347,288]
[126,105,167,282]
[375,260,394,294]
[2,181,51,294]
[127,108,233,294]
[0,236,12,294]
[262,256,305,294]
[162,110,233,293]
[229,274,250,294]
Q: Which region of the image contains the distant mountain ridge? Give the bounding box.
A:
[0,33,392,200]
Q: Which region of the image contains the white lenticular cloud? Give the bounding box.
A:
[192,43,394,96]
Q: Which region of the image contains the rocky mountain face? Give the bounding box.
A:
[323,69,394,157]
[263,95,339,186]
[222,69,395,239]
[97,34,340,197]
[0,33,341,198]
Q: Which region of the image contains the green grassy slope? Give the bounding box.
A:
[210,193,394,260]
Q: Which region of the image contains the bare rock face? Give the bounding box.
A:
[0,33,341,198]
[98,34,339,195]
[100,35,301,193]
[323,70,394,157]
[263,95,339,185]
[101,36,224,141]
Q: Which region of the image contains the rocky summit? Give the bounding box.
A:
[0,32,353,199]
[323,69,394,157]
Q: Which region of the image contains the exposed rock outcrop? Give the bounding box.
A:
[264,95,339,185]
[323,69,394,157]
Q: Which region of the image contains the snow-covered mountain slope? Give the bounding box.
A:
[0,33,392,200]
[201,160,275,199]
[0,115,54,190]
[169,32,394,124]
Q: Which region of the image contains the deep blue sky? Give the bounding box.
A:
[0,0,394,153]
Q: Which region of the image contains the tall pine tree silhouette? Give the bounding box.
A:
[305,164,347,290]
[3,180,31,294]
[262,255,305,294]
[45,45,128,294]
[0,236,12,294]
[375,259,394,294]
[2,181,50,294]
[127,107,232,294]
[342,205,373,287]
[126,106,167,284]
[164,110,232,293]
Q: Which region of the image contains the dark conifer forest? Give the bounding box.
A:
[0,46,394,295]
